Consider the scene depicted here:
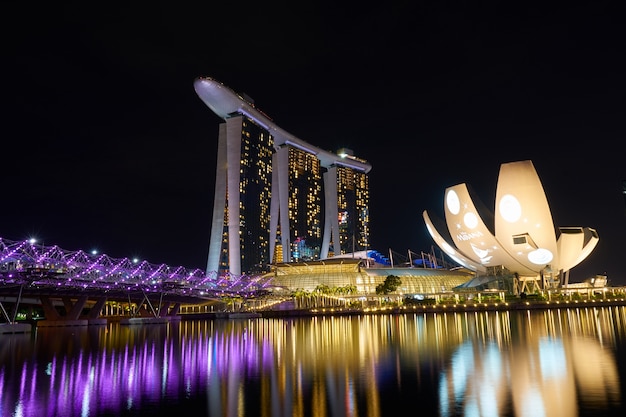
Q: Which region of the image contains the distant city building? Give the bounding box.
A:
[194,77,372,276]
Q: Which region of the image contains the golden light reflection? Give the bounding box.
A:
[438,308,622,416]
[0,307,623,416]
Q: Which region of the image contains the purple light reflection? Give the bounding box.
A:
[0,321,271,416]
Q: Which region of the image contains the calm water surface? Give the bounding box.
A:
[1,307,625,416]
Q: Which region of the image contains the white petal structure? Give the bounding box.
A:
[423,160,599,283]
[423,210,487,273]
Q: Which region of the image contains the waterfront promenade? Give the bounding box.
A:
[3,289,626,335]
[209,294,626,318]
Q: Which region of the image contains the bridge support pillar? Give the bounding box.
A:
[63,296,88,320]
[40,296,62,321]
[25,305,34,320]
[87,297,107,319]
[169,302,181,316]
[158,301,171,317]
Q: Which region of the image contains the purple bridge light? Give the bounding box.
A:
[0,237,273,299]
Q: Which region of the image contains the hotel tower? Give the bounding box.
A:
[194,77,373,276]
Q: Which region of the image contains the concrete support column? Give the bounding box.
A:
[169,303,181,316]
[62,296,88,320]
[39,296,62,320]
[88,297,107,319]
[158,301,171,317]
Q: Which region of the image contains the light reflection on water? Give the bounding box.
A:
[0,307,624,416]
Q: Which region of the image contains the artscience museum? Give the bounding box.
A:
[423,160,600,294]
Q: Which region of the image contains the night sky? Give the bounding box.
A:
[3,3,626,284]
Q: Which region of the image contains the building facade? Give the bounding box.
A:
[194,77,372,276]
[423,160,599,294]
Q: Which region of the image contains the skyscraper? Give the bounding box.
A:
[194,77,372,276]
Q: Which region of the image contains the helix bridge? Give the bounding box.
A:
[0,237,273,302]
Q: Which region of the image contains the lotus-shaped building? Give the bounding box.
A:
[423,160,599,293]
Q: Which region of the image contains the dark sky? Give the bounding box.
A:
[3,2,626,284]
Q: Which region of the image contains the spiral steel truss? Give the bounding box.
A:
[0,238,272,298]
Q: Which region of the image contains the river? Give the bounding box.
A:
[0,307,624,416]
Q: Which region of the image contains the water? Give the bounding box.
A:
[1,307,625,416]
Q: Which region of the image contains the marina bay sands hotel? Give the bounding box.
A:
[194,77,372,276]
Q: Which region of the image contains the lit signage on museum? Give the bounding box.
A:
[423,160,599,280]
